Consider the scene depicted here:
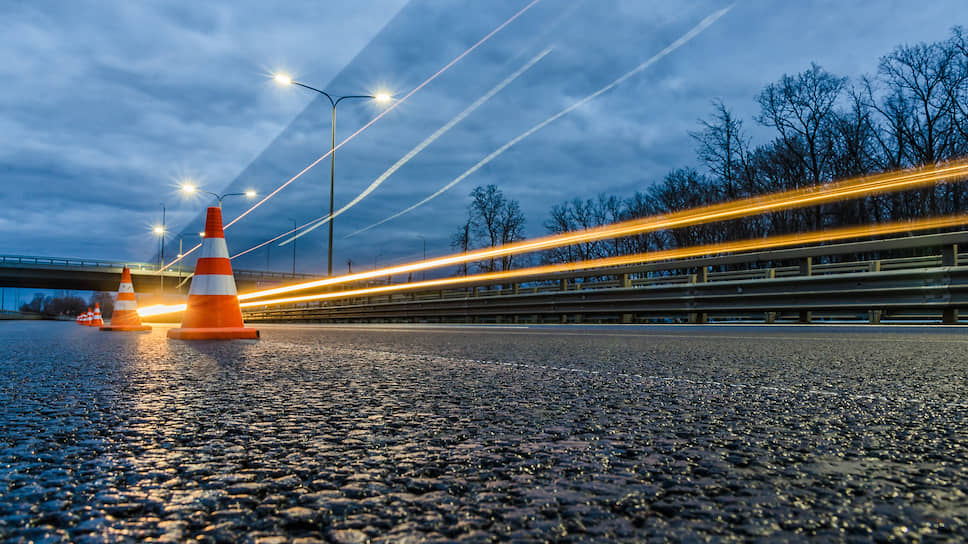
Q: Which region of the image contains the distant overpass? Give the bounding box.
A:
[0,254,316,295]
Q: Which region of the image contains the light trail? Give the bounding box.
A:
[139,158,968,316]
[278,47,554,247]
[156,0,544,273]
[237,159,968,301]
[348,5,734,238]
[238,213,968,308]
[136,212,968,317]
[231,216,319,259]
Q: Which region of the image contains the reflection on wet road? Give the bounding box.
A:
[1,321,966,542]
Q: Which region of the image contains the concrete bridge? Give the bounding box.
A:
[0,254,316,295]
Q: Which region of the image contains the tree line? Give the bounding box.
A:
[20,292,114,318]
[453,26,968,271]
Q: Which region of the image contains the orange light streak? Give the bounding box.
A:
[239,213,968,308]
[138,213,968,317]
[237,159,968,301]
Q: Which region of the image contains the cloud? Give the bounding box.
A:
[2,0,965,277]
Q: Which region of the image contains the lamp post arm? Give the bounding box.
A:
[334,94,376,106]
[291,82,336,107]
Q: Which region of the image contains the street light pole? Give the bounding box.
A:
[418,235,426,281]
[273,75,390,277]
[160,203,165,296]
[287,217,297,276]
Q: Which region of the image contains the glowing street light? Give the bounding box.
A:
[273,72,393,276]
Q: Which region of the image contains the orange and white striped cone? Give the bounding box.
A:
[168,206,259,340]
[82,308,93,326]
[101,267,151,331]
[91,303,104,327]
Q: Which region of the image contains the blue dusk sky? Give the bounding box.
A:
[1,0,965,276]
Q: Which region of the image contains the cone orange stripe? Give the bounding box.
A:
[194,258,235,276]
[179,295,246,329]
[204,207,225,239]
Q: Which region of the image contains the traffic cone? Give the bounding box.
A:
[91,303,104,327]
[82,308,93,326]
[101,267,151,331]
[167,206,259,340]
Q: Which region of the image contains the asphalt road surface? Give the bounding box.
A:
[1,321,967,542]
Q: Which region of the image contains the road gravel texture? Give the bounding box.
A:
[1,321,966,542]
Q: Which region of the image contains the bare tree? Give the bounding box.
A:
[453,185,526,273]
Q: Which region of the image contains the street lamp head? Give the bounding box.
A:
[374,92,392,103]
[199,231,205,237]
[181,183,196,194]
[153,226,165,235]
[245,190,257,198]
[274,74,293,85]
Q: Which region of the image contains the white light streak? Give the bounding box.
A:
[279,47,554,246]
[348,5,733,238]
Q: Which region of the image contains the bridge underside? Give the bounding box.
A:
[0,266,276,295]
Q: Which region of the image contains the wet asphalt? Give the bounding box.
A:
[1,321,967,542]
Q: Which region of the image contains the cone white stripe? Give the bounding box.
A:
[115,300,138,311]
[118,283,134,294]
[199,238,230,259]
[188,274,238,296]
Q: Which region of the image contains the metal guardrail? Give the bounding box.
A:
[243,231,968,325]
[0,254,159,271]
[0,254,316,281]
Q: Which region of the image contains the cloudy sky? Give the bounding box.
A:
[2,0,964,277]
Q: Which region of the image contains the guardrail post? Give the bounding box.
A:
[513,283,519,295]
[622,312,633,324]
[799,258,812,323]
[621,273,631,288]
[870,309,882,324]
[869,260,881,273]
[943,308,959,325]
[559,279,568,292]
[943,244,958,267]
[689,267,708,324]
[800,257,812,276]
[942,247,959,324]
[763,269,777,323]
